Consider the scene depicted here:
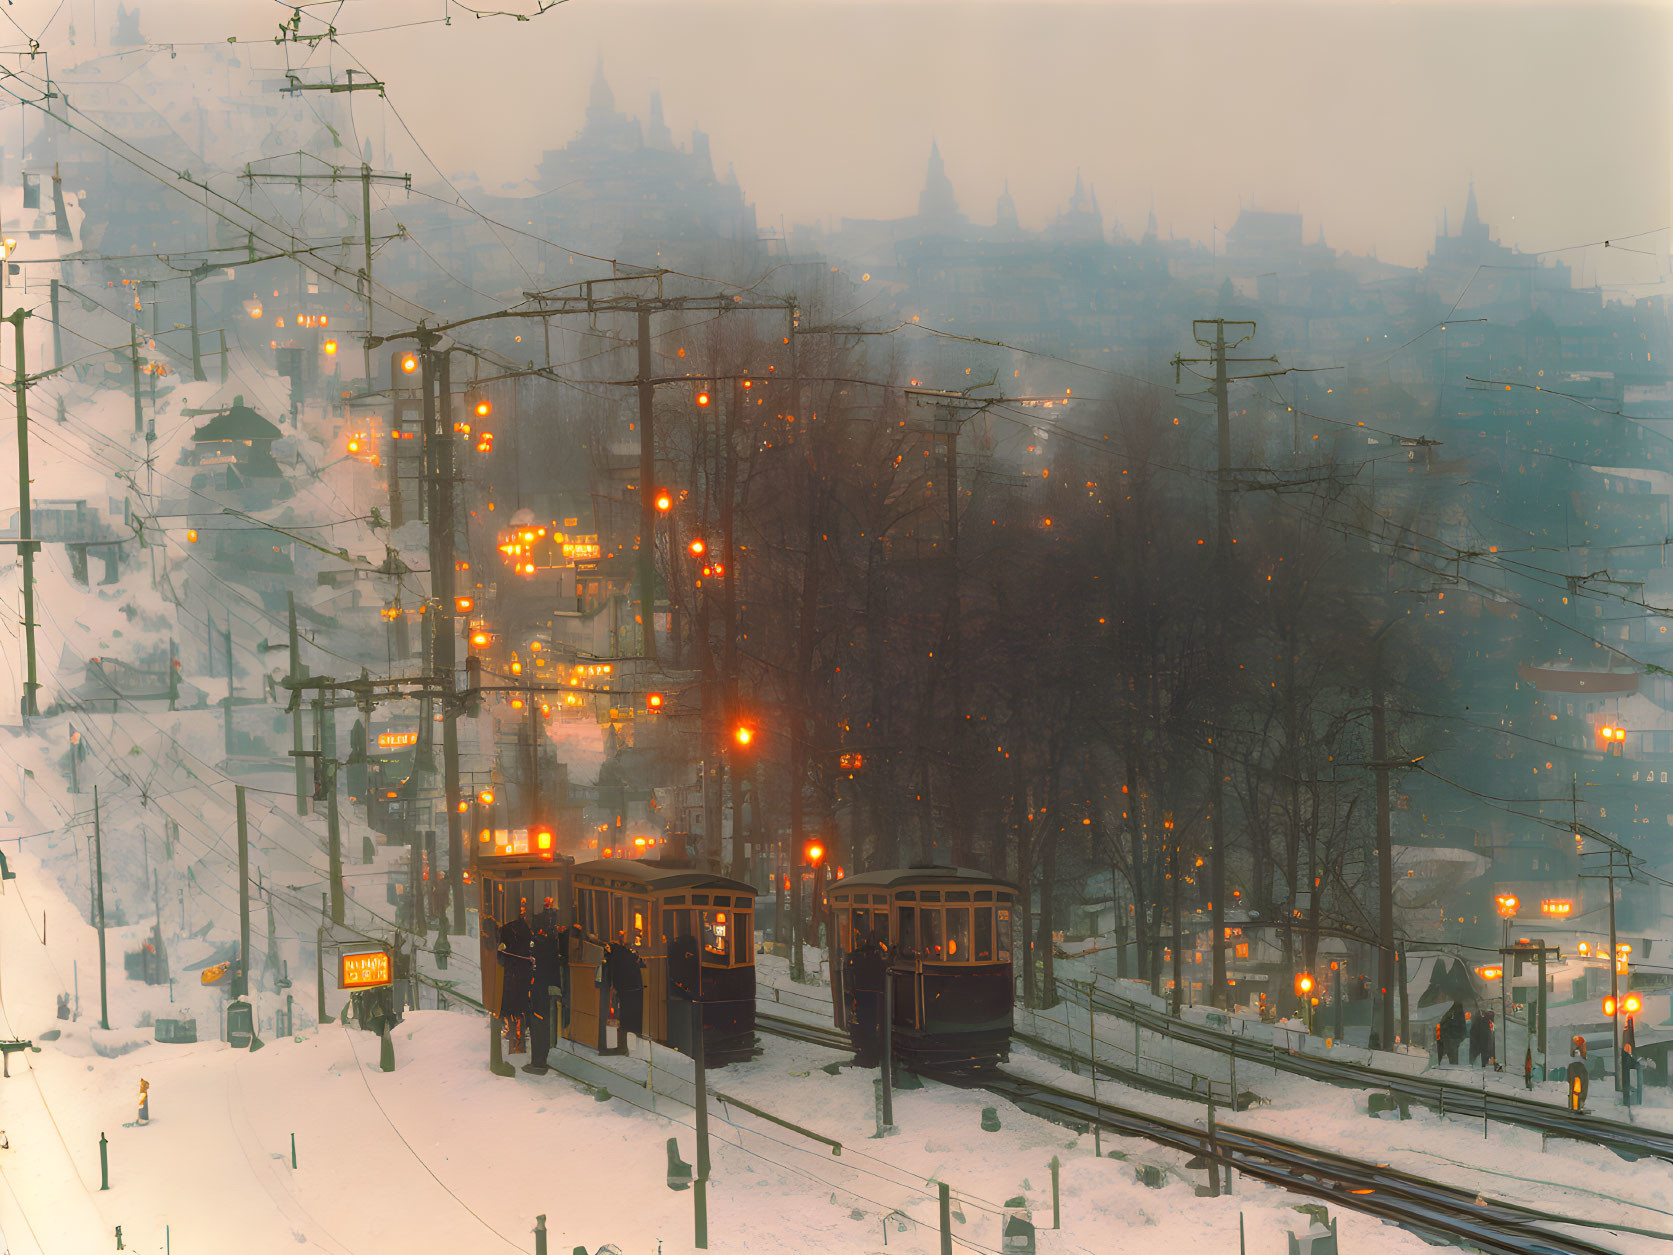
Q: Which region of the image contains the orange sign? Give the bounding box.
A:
[378,732,419,749]
[339,949,392,989]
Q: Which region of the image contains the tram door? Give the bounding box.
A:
[564,883,606,1050]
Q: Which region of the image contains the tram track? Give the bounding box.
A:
[1086,989,1673,1164]
[753,1010,1646,1254]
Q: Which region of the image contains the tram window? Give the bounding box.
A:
[626,897,650,948]
[921,891,941,902]
[996,906,1013,962]
[974,907,994,962]
[947,891,970,902]
[921,909,944,960]
[594,890,612,941]
[702,910,730,962]
[611,894,625,942]
[897,906,917,957]
[870,895,889,905]
[946,907,970,961]
[897,890,917,900]
[669,909,695,941]
[733,912,752,964]
[849,908,868,946]
[666,895,687,906]
[975,890,994,901]
[839,912,851,956]
[692,894,710,905]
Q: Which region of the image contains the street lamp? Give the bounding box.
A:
[1495,894,1519,1070]
[1295,972,1315,1034]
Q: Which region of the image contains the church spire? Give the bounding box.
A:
[1462,179,1480,232]
[587,55,615,121]
[917,140,958,229]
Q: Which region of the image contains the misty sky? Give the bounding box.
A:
[18,0,1673,287]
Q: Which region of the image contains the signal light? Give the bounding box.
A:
[804,840,825,867]
[654,489,673,512]
[695,385,712,408]
[470,631,490,647]
[478,789,495,805]
[1295,973,1314,996]
[400,353,419,374]
[1494,893,1519,918]
[646,692,665,712]
[323,338,338,355]
[186,529,198,543]
[688,538,706,557]
[454,596,474,613]
[733,724,755,748]
[474,398,491,419]
[1605,993,1642,1017]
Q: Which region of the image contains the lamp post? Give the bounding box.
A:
[1494,894,1519,1070]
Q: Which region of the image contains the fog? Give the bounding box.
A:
[24,0,1670,285]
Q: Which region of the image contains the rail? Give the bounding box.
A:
[981,1071,1643,1255]
[1082,982,1673,1163]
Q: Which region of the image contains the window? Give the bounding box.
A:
[625,897,649,948]
[921,890,942,903]
[1235,942,1250,959]
[733,912,752,964]
[974,907,993,961]
[897,905,917,957]
[669,908,695,942]
[946,907,970,961]
[946,890,970,902]
[702,910,730,962]
[850,907,872,947]
[997,907,1013,961]
[921,909,944,960]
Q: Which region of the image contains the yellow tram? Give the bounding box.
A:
[563,860,758,1063]
[477,854,758,1064]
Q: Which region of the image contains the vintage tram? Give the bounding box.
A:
[827,865,1018,1072]
[478,854,758,1065]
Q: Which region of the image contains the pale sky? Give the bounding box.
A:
[9,0,1671,285]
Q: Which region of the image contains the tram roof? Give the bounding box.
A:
[570,858,756,896]
[829,865,1019,893]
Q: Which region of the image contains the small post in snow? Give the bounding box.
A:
[99,1132,109,1189]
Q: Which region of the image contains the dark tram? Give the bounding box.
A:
[827,866,1018,1071]
[478,854,758,1065]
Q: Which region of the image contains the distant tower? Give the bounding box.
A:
[917,141,960,231]
[1142,197,1158,244]
[995,179,1019,235]
[587,55,615,123]
[646,90,674,151]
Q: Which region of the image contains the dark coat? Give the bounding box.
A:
[531,909,565,983]
[497,916,536,1016]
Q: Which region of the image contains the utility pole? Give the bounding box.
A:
[1171,319,1272,1010]
[93,786,109,1030]
[129,323,143,435]
[289,592,307,814]
[321,686,344,926]
[637,307,657,661]
[8,308,38,718]
[186,263,214,382]
[237,162,410,391]
[422,346,467,932]
[234,785,250,999]
[1371,647,1395,1049]
[224,612,235,758]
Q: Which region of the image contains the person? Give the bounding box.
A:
[497,905,536,1055]
[525,897,565,1075]
[56,993,70,1021]
[1469,1008,1494,1068]
[604,932,645,1042]
[137,1078,150,1125]
[845,931,887,1068]
[1439,1001,1466,1065]
[0,1130,8,1149]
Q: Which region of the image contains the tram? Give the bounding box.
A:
[563,859,759,1064]
[827,865,1018,1072]
[478,852,758,1064]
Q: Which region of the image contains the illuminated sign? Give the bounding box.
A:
[339,949,393,989]
[378,732,419,749]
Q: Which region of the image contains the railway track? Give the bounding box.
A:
[753,1010,1644,1254]
[1087,989,1673,1164]
[984,1071,1647,1255]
